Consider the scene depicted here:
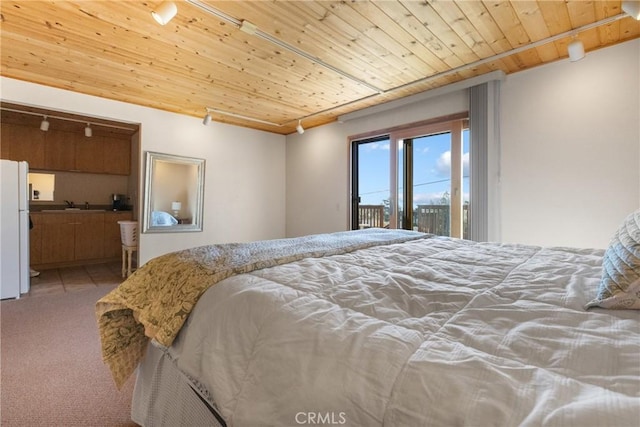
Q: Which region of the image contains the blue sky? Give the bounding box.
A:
[358,131,470,208]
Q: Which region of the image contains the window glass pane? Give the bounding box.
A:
[412,132,452,235]
[355,137,390,229]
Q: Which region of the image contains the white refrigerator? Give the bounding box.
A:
[1,159,30,299]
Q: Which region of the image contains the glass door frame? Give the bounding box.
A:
[349,112,468,234]
[392,120,465,237]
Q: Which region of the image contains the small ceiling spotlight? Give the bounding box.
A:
[40,115,50,131]
[296,120,305,135]
[202,112,212,126]
[84,123,92,137]
[622,1,640,19]
[567,38,585,62]
[151,1,177,25]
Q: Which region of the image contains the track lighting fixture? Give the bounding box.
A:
[2,107,137,137]
[151,1,177,25]
[567,38,585,62]
[296,120,305,135]
[202,113,212,126]
[203,106,283,127]
[622,1,640,20]
[40,116,50,131]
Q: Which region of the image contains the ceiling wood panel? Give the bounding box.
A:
[1,0,638,134]
[221,1,412,87]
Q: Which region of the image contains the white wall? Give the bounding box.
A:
[286,39,640,249]
[0,77,286,264]
[500,39,639,248]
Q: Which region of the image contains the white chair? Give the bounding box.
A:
[117,220,138,278]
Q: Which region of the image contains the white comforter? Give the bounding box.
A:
[167,236,640,426]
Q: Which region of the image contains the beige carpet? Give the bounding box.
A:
[1,285,136,426]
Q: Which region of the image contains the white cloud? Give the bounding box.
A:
[435,151,451,176]
[434,151,470,177]
[463,152,469,176]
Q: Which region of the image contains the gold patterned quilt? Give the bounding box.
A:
[95,229,426,388]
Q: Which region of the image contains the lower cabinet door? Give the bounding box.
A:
[75,213,105,261]
[41,214,75,264]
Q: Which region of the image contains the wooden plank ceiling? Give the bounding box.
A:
[1,1,638,135]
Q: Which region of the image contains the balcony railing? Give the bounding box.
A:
[416,204,469,239]
[358,203,469,239]
[358,204,385,228]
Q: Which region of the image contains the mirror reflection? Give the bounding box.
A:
[143,151,205,233]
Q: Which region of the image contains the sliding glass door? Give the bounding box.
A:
[351,116,469,238]
[399,123,469,238]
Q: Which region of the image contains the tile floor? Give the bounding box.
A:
[27,262,124,297]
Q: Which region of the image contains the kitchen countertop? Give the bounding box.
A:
[31,205,133,213]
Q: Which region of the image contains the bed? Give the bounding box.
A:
[96,214,640,426]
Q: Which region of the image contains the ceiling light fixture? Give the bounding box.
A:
[151,1,177,25]
[567,38,585,62]
[205,107,282,127]
[40,116,50,131]
[84,123,92,137]
[2,107,138,133]
[622,1,640,19]
[239,20,258,36]
[202,112,212,126]
[296,120,305,135]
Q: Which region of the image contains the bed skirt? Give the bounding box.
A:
[131,343,225,427]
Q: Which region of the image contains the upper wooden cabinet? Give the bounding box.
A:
[75,134,106,173]
[44,129,78,171]
[0,123,46,169]
[1,122,131,175]
[102,137,131,175]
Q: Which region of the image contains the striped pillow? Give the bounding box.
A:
[586,210,640,310]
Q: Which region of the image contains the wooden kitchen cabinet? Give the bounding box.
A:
[1,121,131,175]
[44,129,78,171]
[74,213,105,261]
[75,135,106,173]
[31,211,125,268]
[103,137,131,175]
[44,130,130,175]
[39,213,76,264]
[0,123,46,169]
[29,213,43,265]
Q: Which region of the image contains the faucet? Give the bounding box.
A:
[64,200,75,208]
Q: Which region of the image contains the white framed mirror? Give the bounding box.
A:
[142,151,205,233]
